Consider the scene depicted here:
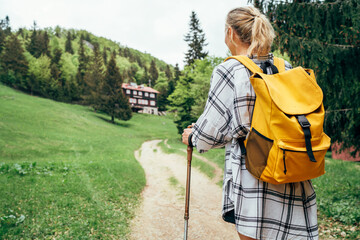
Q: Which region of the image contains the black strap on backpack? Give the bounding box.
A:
[260,61,279,74]
[238,137,247,156]
[296,115,317,162]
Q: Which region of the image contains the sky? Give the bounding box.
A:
[0,0,250,68]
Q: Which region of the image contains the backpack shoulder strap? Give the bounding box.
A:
[273,57,286,72]
[226,55,286,73]
[225,55,262,74]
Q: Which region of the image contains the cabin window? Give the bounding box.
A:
[133,90,137,95]
[150,101,156,106]
[130,98,137,104]
[138,99,148,105]
[144,92,149,97]
[150,93,155,98]
[138,91,143,96]
[126,89,131,94]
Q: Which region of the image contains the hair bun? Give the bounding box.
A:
[226,6,275,58]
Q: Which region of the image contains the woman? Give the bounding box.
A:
[182,6,318,240]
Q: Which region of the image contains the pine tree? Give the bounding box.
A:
[123,47,130,58]
[0,16,12,54]
[165,65,173,80]
[50,48,62,78]
[184,11,208,66]
[84,33,91,42]
[54,25,61,37]
[42,31,50,57]
[0,26,5,55]
[118,47,123,57]
[141,65,149,85]
[27,22,41,58]
[102,47,107,65]
[168,78,175,97]
[1,34,28,75]
[100,52,132,122]
[50,63,61,84]
[70,30,76,40]
[16,28,24,39]
[26,22,50,58]
[136,55,143,68]
[174,63,181,83]
[1,16,11,35]
[165,65,175,96]
[83,44,104,109]
[127,64,138,83]
[149,59,158,87]
[51,48,62,66]
[65,31,74,54]
[76,34,88,93]
[0,34,29,88]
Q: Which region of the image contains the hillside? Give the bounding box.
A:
[0,83,178,239]
[21,25,171,79]
[0,19,177,111]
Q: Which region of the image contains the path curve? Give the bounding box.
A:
[130,140,237,240]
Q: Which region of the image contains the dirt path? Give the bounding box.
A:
[164,139,223,185]
[130,140,238,240]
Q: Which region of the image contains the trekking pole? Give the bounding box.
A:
[184,143,193,240]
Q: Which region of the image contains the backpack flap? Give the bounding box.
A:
[252,67,323,115]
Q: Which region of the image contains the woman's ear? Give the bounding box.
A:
[227,27,233,41]
[229,28,238,46]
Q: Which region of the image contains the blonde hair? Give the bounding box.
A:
[226,6,275,57]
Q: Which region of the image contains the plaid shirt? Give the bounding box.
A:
[192,56,318,240]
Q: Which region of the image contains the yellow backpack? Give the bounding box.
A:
[226,55,331,184]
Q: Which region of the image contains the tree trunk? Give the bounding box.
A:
[111,115,114,123]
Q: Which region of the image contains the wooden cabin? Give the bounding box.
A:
[122,82,159,115]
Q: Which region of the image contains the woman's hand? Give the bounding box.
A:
[182,124,195,145]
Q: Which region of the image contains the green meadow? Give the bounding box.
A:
[0,83,359,239]
[0,83,177,239]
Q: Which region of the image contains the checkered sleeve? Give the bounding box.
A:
[191,64,234,153]
[191,60,255,153]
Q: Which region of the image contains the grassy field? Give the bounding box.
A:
[0,83,178,239]
[314,153,360,239]
[1,83,359,239]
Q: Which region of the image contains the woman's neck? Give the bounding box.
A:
[233,47,249,56]
[231,41,250,56]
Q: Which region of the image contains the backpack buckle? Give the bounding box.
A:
[296,115,311,128]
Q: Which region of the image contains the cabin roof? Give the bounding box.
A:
[122,83,159,94]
